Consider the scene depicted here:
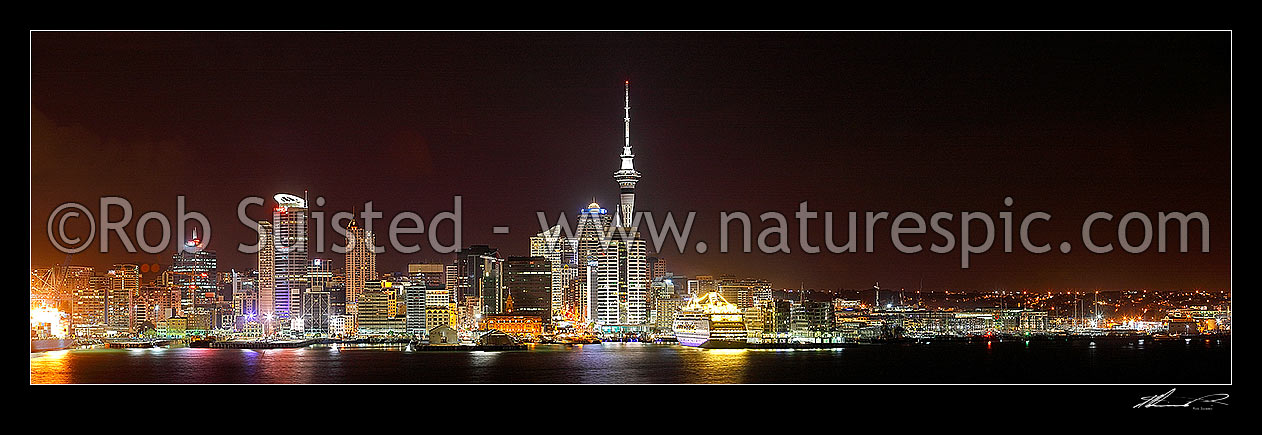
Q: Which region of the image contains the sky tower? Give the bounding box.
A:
[614,80,641,227]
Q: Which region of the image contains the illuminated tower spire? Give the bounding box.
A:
[614,80,642,227]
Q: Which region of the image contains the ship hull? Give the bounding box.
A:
[675,330,748,348]
[693,339,747,349]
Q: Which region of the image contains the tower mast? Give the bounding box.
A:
[614,80,641,228]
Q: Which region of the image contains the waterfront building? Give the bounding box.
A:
[328,314,350,338]
[171,230,217,315]
[256,221,275,332]
[480,314,543,340]
[358,281,405,335]
[791,300,835,343]
[652,295,686,333]
[106,264,139,334]
[72,274,107,337]
[301,289,331,336]
[428,325,458,344]
[425,288,453,331]
[594,230,648,330]
[272,193,308,323]
[134,284,178,328]
[455,245,504,316]
[1019,310,1050,333]
[156,316,187,338]
[504,256,552,321]
[404,283,429,338]
[574,203,611,323]
[530,224,578,320]
[231,273,258,324]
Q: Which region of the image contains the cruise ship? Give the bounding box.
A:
[672,292,748,348]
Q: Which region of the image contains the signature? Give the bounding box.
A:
[1134,388,1229,409]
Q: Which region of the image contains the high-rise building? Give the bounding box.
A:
[456,245,504,315]
[653,296,686,333]
[646,256,667,283]
[133,284,172,328]
[648,275,681,327]
[256,221,275,329]
[272,193,308,323]
[308,258,333,291]
[530,225,578,320]
[301,290,330,336]
[574,203,611,323]
[231,271,259,328]
[345,219,377,309]
[425,287,452,332]
[444,264,459,303]
[106,264,140,334]
[404,284,428,338]
[504,256,552,321]
[595,231,648,329]
[73,272,107,337]
[171,229,217,315]
[358,281,405,335]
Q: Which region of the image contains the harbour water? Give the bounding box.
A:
[30,338,1230,384]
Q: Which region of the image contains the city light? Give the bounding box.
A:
[28,30,1231,392]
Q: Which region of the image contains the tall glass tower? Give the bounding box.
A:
[272,193,308,323]
[345,220,377,306]
[256,221,274,329]
[171,229,217,316]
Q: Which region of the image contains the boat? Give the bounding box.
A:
[672,292,748,348]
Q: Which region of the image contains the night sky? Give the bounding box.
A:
[30,32,1231,291]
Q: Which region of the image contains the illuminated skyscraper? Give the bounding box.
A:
[574,203,611,323]
[302,258,332,335]
[594,232,648,329]
[504,256,552,321]
[359,281,405,335]
[106,264,139,334]
[272,193,308,324]
[256,221,275,329]
[308,258,333,291]
[135,283,179,330]
[171,229,217,317]
[345,219,377,307]
[647,256,667,282]
[301,290,330,336]
[231,270,258,328]
[530,224,578,319]
[73,273,107,337]
[456,245,504,315]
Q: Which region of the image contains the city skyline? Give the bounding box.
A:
[31,32,1230,291]
[30,31,1232,395]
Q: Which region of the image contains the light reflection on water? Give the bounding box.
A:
[29,340,1228,384]
[29,349,72,384]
